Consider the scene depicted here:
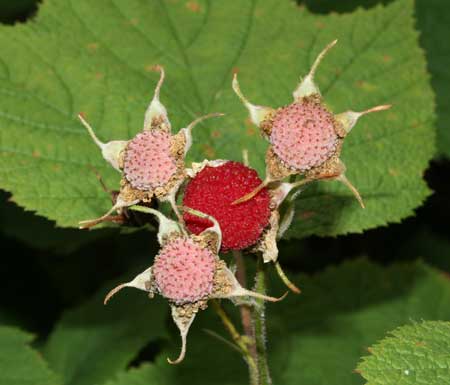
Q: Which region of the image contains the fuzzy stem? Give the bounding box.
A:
[233,251,259,385]
[233,251,255,343]
[211,300,258,383]
[251,258,272,385]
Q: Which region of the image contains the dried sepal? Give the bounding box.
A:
[232,73,275,130]
[334,168,365,209]
[104,267,154,305]
[277,205,294,240]
[79,196,140,229]
[303,158,365,208]
[186,159,228,178]
[168,304,199,364]
[292,39,337,99]
[181,206,222,254]
[232,155,298,206]
[277,186,305,240]
[261,180,307,246]
[274,261,301,294]
[233,182,295,257]
[158,179,187,229]
[255,210,280,264]
[78,113,128,171]
[231,177,272,205]
[335,104,392,135]
[143,65,170,131]
[252,184,301,293]
[211,260,287,303]
[180,113,224,155]
[270,181,297,207]
[129,205,182,244]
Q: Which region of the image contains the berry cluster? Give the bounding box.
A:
[103,205,284,364]
[79,41,390,364]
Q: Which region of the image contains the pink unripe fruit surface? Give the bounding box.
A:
[124,130,178,190]
[153,237,216,304]
[270,101,338,171]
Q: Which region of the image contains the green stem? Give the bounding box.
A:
[252,258,272,385]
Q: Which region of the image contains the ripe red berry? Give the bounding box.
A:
[183,161,271,251]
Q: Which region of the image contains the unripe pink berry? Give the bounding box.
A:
[270,100,338,172]
[153,237,216,304]
[123,130,177,190]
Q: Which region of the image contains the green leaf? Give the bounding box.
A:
[112,259,448,385]
[43,274,169,385]
[0,191,115,253]
[0,0,434,237]
[105,305,248,385]
[267,260,450,385]
[104,362,175,385]
[400,228,450,272]
[416,0,450,158]
[357,321,450,384]
[0,326,61,385]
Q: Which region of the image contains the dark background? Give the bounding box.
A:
[1,0,449,363]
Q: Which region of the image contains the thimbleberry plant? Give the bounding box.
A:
[0,1,441,384]
[75,40,389,382]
